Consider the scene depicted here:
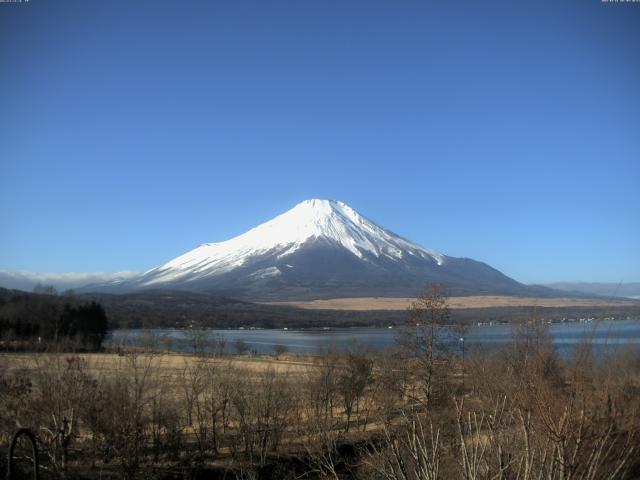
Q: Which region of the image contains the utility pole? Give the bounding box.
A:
[460,337,465,390]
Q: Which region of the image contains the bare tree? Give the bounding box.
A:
[234,339,250,356]
[397,283,452,408]
[179,358,204,427]
[185,322,212,354]
[364,410,442,480]
[33,283,58,296]
[273,344,288,358]
[337,346,373,432]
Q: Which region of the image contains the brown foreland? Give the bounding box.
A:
[265,295,640,311]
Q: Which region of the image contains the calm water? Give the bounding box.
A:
[108,319,640,357]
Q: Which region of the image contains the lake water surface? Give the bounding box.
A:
[108,319,640,357]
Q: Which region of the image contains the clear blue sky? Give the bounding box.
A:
[1,0,638,284]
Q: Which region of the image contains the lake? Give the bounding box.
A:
[108,319,640,357]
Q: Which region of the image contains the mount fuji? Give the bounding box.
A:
[90,199,550,300]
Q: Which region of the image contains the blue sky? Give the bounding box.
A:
[0,0,638,284]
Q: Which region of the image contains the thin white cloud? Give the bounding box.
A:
[0,270,139,292]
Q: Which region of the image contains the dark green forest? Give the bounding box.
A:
[0,290,108,350]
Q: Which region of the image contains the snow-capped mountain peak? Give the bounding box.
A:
[139,199,444,287]
[208,198,444,262]
[92,198,530,300]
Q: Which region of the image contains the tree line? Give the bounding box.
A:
[0,285,109,350]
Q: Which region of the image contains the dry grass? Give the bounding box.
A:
[0,351,318,377]
[2,336,638,479]
[264,295,639,311]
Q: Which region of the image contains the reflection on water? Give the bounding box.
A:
[107,319,640,357]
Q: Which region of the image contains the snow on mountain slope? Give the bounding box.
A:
[137,199,445,287]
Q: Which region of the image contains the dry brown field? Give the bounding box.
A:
[264,295,639,311]
[0,351,318,377]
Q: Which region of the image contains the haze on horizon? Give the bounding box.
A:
[1,0,639,287]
